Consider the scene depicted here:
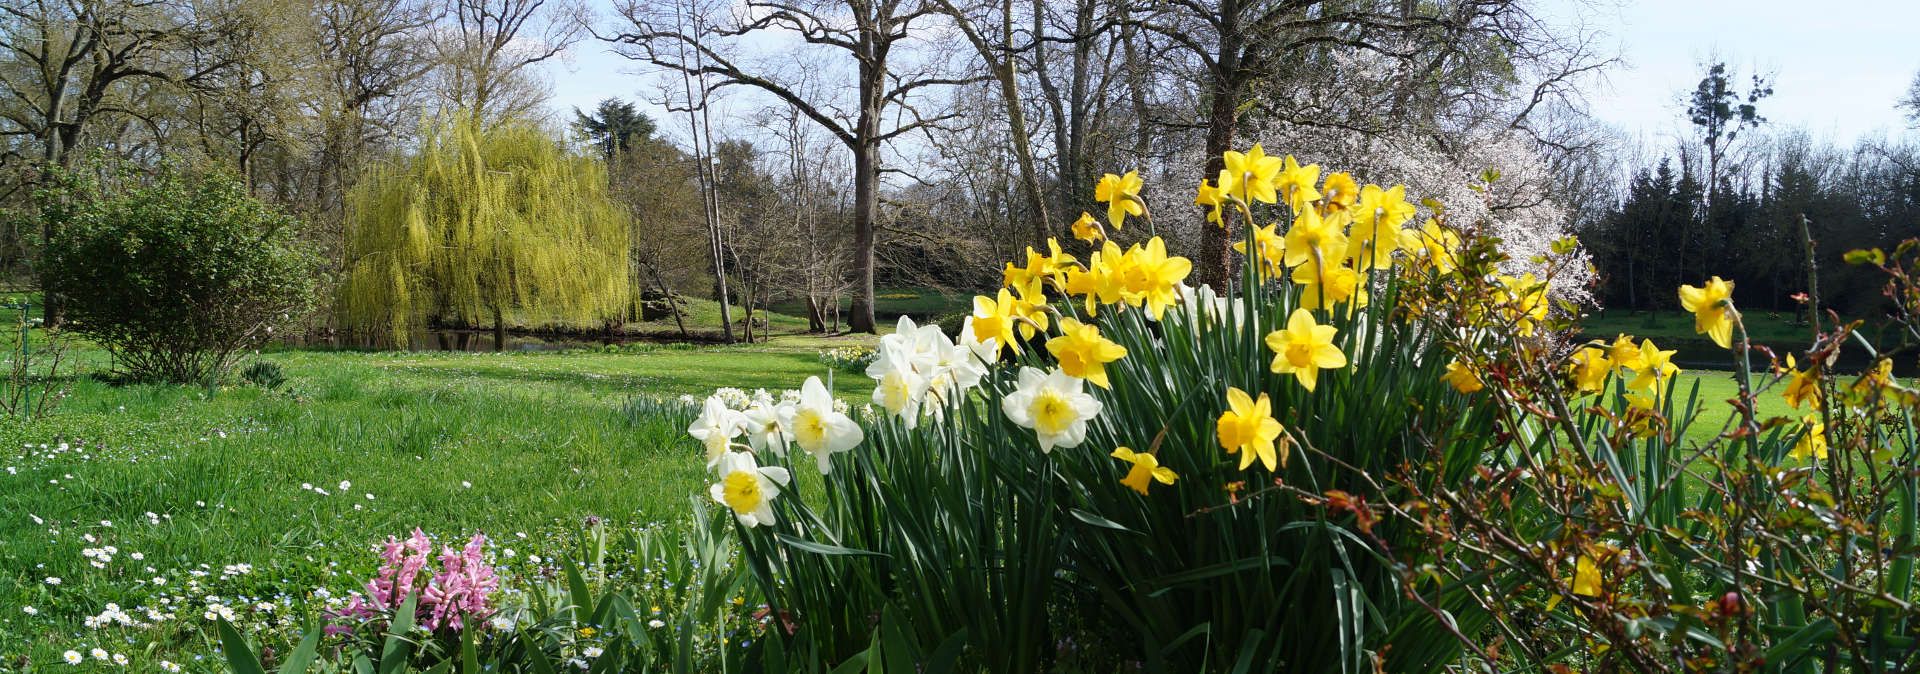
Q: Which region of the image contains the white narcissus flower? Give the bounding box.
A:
[867,342,930,429]
[1002,367,1103,453]
[688,395,746,466]
[740,400,795,455]
[784,376,864,473]
[708,451,792,528]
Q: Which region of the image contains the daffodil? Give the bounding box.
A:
[1094,171,1144,229]
[1790,415,1828,461]
[1070,211,1104,242]
[1347,184,1413,271]
[1320,172,1358,212]
[1607,334,1643,371]
[1003,242,1071,290]
[1442,359,1484,393]
[1217,386,1285,471]
[1233,222,1288,277]
[867,343,931,428]
[1627,339,1679,393]
[1118,237,1191,320]
[1002,366,1103,452]
[1265,309,1347,392]
[1399,218,1461,273]
[1678,276,1736,349]
[787,376,864,473]
[1219,144,1284,204]
[1572,553,1602,597]
[689,396,745,466]
[1784,355,1820,410]
[709,451,791,528]
[1292,258,1364,311]
[971,288,1024,355]
[1195,179,1226,226]
[740,399,794,455]
[1282,207,1349,269]
[1570,347,1611,394]
[1111,447,1178,495]
[1274,155,1322,211]
[1064,242,1131,316]
[1009,278,1052,339]
[1047,318,1128,388]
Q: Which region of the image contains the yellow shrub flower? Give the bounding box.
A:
[1399,218,1461,274]
[1070,211,1104,243]
[1094,171,1144,229]
[1216,387,1285,471]
[1282,207,1349,269]
[1233,221,1288,278]
[1265,309,1347,392]
[1320,172,1358,212]
[1442,359,1484,393]
[1348,185,1414,271]
[1047,318,1128,389]
[1570,347,1612,394]
[1496,274,1549,336]
[1678,276,1736,349]
[1110,446,1178,495]
[1790,415,1828,461]
[1194,180,1226,226]
[1274,155,1323,211]
[1292,259,1364,311]
[1219,144,1284,204]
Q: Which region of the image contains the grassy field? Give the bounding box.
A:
[0,331,876,671]
[0,301,1811,670]
[767,286,974,323]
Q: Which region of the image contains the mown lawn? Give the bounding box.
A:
[0,332,875,670]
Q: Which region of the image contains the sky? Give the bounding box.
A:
[542,0,1920,146]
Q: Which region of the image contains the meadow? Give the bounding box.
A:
[0,326,876,671]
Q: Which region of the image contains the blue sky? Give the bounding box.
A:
[542,0,1920,146]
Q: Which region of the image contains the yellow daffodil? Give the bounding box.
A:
[1274,155,1323,211]
[1627,339,1679,393]
[1570,347,1612,394]
[1064,241,1131,316]
[1607,334,1643,371]
[1442,359,1484,393]
[1320,172,1358,212]
[1282,207,1349,269]
[1195,179,1226,226]
[1790,415,1828,461]
[1003,243,1069,289]
[1345,185,1413,271]
[1678,276,1736,349]
[971,288,1024,355]
[1071,211,1104,242]
[1784,355,1820,410]
[1265,309,1347,392]
[1047,318,1128,389]
[1094,171,1144,229]
[1111,446,1178,495]
[1233,222,1288,277]
[1572,553,1602,597]
[1118,237,1192,320]
[1292,258,1364,311]
[1219,144,1284,204]
[1216,387,1285,471]
[1009,278,1051,339]
[1399,218,1461,273]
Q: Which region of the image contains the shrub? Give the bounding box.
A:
[40,163,319,384]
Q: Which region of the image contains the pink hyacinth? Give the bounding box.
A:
[330,529,500,634]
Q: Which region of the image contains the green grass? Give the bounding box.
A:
[767,286,974,322]
[0,331,876,670]
[1577,309,1819,345]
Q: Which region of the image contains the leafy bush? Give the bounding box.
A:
[239,361,286,390]
[40,163,320,384]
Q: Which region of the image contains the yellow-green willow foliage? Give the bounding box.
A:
[339,115,630,345]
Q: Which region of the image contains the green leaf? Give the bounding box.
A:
[277,627,322,674]
[377,594,418,674]
[774,533,889,558]
[215,619,268,674]
[1068,508,1136,533]
[562,556,594,622]
[460,622,479,674]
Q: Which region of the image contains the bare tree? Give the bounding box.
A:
[434,0,584,122]
[601,0,982,333]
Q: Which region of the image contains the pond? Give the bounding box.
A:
[292,329,704,352]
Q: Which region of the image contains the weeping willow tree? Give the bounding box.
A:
[339,115,630,347]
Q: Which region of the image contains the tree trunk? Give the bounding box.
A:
[848,57,883,334]
[492,306,506,352]
[1196,0,1243,291]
